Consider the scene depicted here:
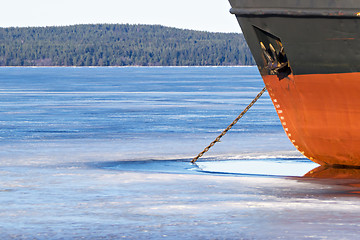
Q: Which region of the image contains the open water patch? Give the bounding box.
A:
[101,158,319,177]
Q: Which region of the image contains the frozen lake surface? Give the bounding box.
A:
[106,158,319,177]
[1,67,360,239]
[3,155,360,240]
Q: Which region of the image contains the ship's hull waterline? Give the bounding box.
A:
[229,0,360,166]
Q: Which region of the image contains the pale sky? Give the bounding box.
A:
[0,0,241,33]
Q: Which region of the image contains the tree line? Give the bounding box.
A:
[0,24,255,66]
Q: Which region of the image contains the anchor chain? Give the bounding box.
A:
[191,87,267,163]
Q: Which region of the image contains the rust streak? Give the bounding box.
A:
[326,38,355,40]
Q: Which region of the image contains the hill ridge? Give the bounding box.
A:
[0,24,255,66]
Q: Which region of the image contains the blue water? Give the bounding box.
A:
[5,67,359,240]
[0,66,298,163]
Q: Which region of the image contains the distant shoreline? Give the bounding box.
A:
[0,24,255,67]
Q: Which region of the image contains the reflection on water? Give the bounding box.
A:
[303,165,360,195]
[305,165,360,179]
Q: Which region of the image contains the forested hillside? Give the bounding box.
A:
[0,24,255,66]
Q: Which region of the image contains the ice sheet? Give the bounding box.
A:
[2,159,360,239]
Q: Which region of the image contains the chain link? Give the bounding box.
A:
[191,87,267,163]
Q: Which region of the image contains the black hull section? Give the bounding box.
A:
[229,0,360,75]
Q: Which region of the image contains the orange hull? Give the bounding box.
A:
[264,73,360,166]
[228,0,360,166]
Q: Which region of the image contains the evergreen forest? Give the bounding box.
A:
[0,24,255,66]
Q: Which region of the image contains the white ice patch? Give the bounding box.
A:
[196,160,319,177]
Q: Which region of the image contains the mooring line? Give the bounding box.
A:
[191,87,267,163]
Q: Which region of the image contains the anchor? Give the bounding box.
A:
[260,41,292,80]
